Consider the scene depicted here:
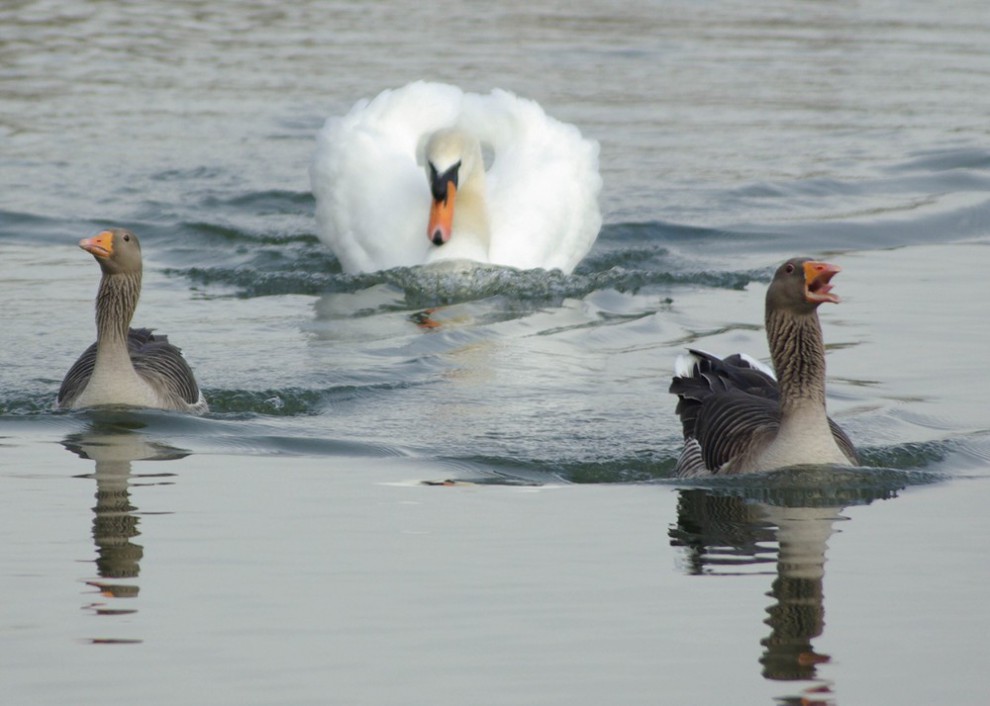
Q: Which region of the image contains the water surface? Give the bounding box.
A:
[2,2,989,704]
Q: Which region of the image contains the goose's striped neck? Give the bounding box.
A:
[765,307,827,414]
[96,270,141,345]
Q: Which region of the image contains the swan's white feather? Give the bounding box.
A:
[310,82,602,274]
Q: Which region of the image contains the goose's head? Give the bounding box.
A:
[767,257,841,315]
[80,228,143,276]
[424,128,485,247]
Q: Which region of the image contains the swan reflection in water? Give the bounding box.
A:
[668,471,903,705]
[62,417,189,643]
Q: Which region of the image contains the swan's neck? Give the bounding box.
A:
[429,164,491,265]
[766,308,828,420]
[456,167,490,242]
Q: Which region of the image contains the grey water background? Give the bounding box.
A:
[2,1,989,704]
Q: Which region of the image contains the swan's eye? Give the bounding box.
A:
[123,233,130,242]
[785,263,795,273]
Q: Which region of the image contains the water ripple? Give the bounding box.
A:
[164,220,763,304]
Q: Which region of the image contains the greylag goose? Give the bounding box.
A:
[57,228,208,414]
[669,258,858,476]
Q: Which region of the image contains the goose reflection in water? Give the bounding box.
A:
[668,472,904,705]
[62,418,188,642]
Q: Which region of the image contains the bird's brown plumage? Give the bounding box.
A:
[669,257,858,476]
[57,228,207,414]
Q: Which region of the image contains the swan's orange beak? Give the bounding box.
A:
[79,230,114,259]
[428,181,456,246]
[803,260,841,304]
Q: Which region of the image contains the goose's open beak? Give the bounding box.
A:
[803,260,841,304]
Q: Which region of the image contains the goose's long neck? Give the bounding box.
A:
[95,271,141,349]
[766,308,827,416]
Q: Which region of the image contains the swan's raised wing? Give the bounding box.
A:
[460,89,602,274]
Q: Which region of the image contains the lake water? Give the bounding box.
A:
[2,1,989,704]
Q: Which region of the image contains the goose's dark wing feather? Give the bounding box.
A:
[693,391,781,473]
[57,342,98,407]
[128,328,202,406]
[669,349,778,439]
[718,353,779,398]
[675,438,708,478]
[670,349,781,474]
[828,418,860,465]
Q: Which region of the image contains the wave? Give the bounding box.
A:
[0,382,409,420]
[155,218,768,305]
[12,183,987,314]
[0,387,973,490]
[418,439,953,489]
[0,393,57,417]
[1,405,407,460]
[434,453,679,485]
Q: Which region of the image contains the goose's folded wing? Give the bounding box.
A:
[670,349,779,440]
[693,391,781,473]
[828,418,860,465]
[57,342,97,407]
[128,329,202,406]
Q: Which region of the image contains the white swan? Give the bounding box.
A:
[309,82,602,274]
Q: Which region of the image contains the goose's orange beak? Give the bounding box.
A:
[803,260,841,304]
[79,230,114,259]
[428,182,456,246]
